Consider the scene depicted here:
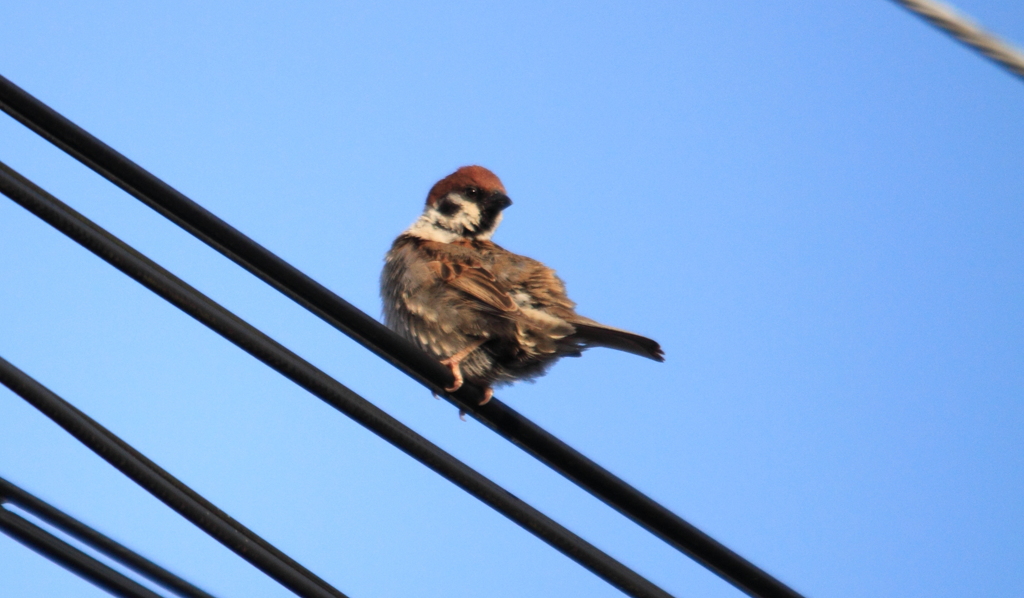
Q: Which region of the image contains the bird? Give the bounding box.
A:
[381,165,663,407]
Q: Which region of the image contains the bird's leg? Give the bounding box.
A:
[439,339,485,392]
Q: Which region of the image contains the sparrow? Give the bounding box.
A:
[381,165,663,406]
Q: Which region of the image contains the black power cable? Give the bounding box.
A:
[1,475,214,593]
[0,353,347,598]
[0,72,803,598]
[0,478,214,598]
[0,161,674,598]
[0,505,165,598]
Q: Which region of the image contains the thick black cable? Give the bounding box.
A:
[0,505,165,598]
[0,355,347,598]
[0,476,217,598]
[0,162,674,598]
[0,73,801,598]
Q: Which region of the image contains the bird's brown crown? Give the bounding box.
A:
[426,166,506,207]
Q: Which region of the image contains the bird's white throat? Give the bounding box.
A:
[404,207,503,243]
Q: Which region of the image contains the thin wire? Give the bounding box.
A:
[0,505,166,598]
[890,0,1024,81]
[0,161,675,598]
[0,476,218,598]
[0,72,802,598]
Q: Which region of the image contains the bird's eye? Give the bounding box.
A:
[464,187,481,200]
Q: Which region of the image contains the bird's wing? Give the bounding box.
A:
[425,259,518,313]
[421,240,662,360]
[488,247,664,361]
[518,262,577,313]
[480,244,577,313]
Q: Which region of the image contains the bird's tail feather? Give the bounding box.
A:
[570,322,664,362]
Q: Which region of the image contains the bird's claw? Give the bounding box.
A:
[458,388,493,421]
[439,357,465,392]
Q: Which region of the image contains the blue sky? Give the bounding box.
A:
[1,2,1021,597]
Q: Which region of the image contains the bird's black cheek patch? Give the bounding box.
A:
[437,198,460,216]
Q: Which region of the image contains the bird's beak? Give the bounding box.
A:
[486,192,512,211]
